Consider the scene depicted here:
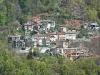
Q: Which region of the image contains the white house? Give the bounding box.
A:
[59,25,67,32]
[32,34,51,47]
[58,33,66,40]
[50,34,58,41]
[65,30,77,40]
[65,33,76,40]
[24,21,34,31]
[38,39,43,45]
[40,20,56,30]
[63,41,69,48]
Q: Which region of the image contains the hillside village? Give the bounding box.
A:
[1,0,100,74]
[8,14,100,60]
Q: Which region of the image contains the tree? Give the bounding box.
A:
[86,8,98,21]
[0,0,7,26]
[77,25,89,38]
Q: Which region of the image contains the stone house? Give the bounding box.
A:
[8,35,26,51]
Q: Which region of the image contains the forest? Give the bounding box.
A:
[0,0,100,75]
[0,49,100,75]
[0,0,100,26]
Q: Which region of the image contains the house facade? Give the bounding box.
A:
[8,35,26,50]
[24,21,34,31]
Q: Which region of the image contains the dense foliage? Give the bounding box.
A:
[0,50,100,75]
[0,0,100,26]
